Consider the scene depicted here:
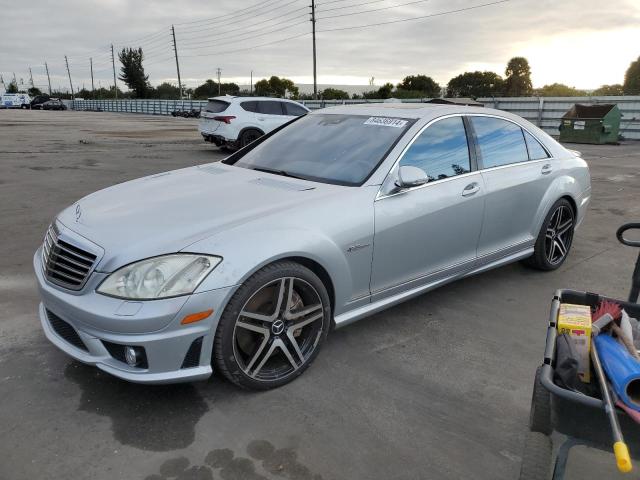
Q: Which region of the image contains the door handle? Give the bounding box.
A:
[541,163,553,175]
[462,182,480,197]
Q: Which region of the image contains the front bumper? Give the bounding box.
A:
[34,249,237,384]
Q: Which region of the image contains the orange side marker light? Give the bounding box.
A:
[181,309,213,325]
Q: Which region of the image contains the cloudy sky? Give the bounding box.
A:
[1,0,639,93]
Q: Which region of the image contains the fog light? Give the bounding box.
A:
[124,346,138,366]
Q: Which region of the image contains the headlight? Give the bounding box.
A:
[97,254,221,300]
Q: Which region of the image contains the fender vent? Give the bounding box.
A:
[46,310,88,352]
[181,337,203,369]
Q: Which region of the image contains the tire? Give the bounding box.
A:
[529,366,552,435]
[238,129,262,149]
[524,198,575,271]
[214,261,331,390]
[518,432,552,480]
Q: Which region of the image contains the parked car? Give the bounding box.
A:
[31,94,51,109]
[198,95,310,149]
[34,104,591,389]
[42,99,67,111]
[1,93,31,108]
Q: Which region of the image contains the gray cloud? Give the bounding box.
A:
[1,0,638,92]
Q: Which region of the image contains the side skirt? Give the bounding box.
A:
[333,247,533,329]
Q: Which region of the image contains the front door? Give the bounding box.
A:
[371,116,485,297]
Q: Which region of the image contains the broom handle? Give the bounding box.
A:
[591,338,633,473]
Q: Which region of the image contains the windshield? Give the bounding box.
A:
[231,114,414,186]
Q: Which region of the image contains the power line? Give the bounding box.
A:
[317,0,510,31]
[178,0,304,35]
[174,0,300,27]
[179,20,309,51]
[316,0,387,13]
[177,9,309,44]
[317,0,432,20]
[180,31,311,58]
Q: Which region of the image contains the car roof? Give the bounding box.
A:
[309,102,531,123]
[207,96,300,103]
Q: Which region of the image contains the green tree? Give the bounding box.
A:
[254,76,299,98]
[397,75,441,97]
[6,80,18,93]
[593,84,624,96]
[118,47,151,98]
[504,57,533,96]
[153,82,181,99]
[446,71,504,98]
[623,56,640,94]
[535,83,587,97]
[321,87,349,100]
[28,87,42,96]
[193,79,239,99]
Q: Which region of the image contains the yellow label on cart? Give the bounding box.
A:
[558,303,592,383]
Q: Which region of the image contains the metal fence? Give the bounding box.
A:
[71,95,640,140]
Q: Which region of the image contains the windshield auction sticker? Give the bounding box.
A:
[364,117,408,128]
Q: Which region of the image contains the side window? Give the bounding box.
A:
[523,130,549,160]
[284,102,308,116]
[399,116,471,182]
[241,101,259,113]
[257,101,284,115]
[471,117,529,168]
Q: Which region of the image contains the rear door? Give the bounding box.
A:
[371,115,485,297]
[469,115,554,260]
[255,101,287,132]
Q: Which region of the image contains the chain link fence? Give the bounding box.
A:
[71,95,640,140]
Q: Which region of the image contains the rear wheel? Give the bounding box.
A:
[214,261,331,390]
[238,129,262,149]
[524,198,575,271]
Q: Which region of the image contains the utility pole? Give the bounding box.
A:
[311,0,317,99]
[171,25,183,99]
[64,55,74,99]
[111,44,118,99]
[29,67,34,88]
[250,70,253,95]
[44,62,52,95]
[216,68,221,95]
[90,57,95,98]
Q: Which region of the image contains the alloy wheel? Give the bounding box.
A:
[544,205,574,265]
[232,277,325,382]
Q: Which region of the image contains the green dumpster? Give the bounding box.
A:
[559,103,621,144]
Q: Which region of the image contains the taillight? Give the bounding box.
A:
[213,116,236,124]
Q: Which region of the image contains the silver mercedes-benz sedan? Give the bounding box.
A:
[34,103,591,389]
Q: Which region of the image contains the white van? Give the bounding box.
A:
[1,93,32,109]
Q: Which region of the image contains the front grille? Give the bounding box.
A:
[46,310,88,351]
[181,337,203,369]
[42,224,97,290]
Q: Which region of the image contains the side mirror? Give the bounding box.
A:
[395,165,429,189]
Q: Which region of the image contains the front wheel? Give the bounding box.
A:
[213,261,331,390]
[524,199,575,271]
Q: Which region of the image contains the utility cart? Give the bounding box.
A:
[520,223,640,480]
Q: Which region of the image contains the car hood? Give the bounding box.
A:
[57,163,338,272]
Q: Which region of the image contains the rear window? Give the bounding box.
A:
[205,100,230,113]
[284,102,308,116]
[258,101,284,115]
[230,114,414,186]
[241,101,259,113]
